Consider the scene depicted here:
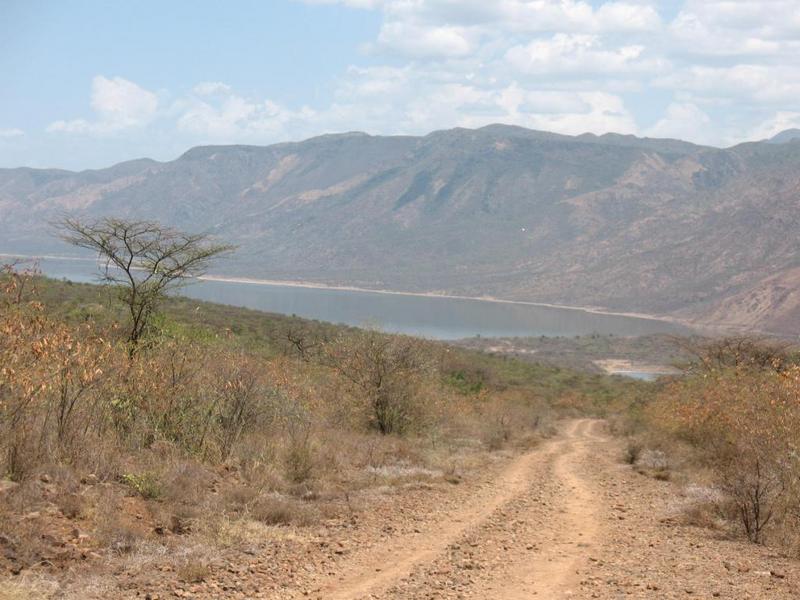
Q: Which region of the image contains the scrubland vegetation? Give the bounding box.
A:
[455,332,689,373]
[621,337,800,552]
[0,265,633,586]
[5,250,799,596]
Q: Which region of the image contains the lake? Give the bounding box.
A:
[19,256,688,341]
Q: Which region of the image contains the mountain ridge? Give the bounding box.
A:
[2,125,799,333]
[768,128,800,144]
[6,126,800,174]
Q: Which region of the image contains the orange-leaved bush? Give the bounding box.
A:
[647,365,800,544]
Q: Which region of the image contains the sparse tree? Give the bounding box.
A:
[283,323,326,362]
[672,335,793,375]
[58,217,234,351]
[323,329,433,435]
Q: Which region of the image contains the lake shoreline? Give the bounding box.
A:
[3,251,685,330]
[199,275,678,325]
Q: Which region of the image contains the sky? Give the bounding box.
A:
[1,0,799,170]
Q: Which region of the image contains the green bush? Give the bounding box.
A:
[121,472,162,500]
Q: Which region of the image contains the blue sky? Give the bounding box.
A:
[1,0,799,169]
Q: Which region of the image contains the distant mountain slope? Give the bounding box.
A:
[2,125,799,334]
[768,128,800,144]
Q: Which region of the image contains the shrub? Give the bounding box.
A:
[54,491,84,519]
[723,456,782,543]
[284,429,314,484]
[634,449,670,480]
[322,330,434,435]
[482,414,513,450]
[206,354,266,461]
[177,559,212,583]
[250,495,317,526]
[676,336,794,375]
[624,441,642,465]
[121,472,162,500]
[0,267,114,478]
[645,363,800,546]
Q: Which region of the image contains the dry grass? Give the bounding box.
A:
[633,449,671,480]
[0,574,59,600]
[671,484,728,530]
[173,545,216,583]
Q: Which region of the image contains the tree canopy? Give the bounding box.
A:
[58,217,234,349]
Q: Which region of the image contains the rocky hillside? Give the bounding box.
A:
[2,125,799,333]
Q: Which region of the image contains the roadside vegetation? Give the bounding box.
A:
[454,332,690,373]
[619,337,800,552]
[0,261,637,590]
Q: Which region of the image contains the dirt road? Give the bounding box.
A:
[310,419,600,599]
[296,419,799,600]
[112,419,799,599]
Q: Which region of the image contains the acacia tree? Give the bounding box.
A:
[672,335,792,375]
[58,217,234,351]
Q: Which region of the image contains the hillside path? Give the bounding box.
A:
[304,419,604,598]
[107,417,800,598]
[295,418,800,599]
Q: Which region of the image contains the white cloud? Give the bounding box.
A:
[167,63,639,144]
[0,128,24,138]
[376,22,473,57]
[671,1,800,57]
[594,2,661,33]
[302,0,383,7]
[514,89,591,114]
[325,66,639,136]
[655,65,800,105]
[48,76,159,135]
[505,34,659,76]
[40,2,800,153]
[748,111,800,141]
[685,0,800,35]
[192,81,233,96]
[177,85,317,141]
[309,0,661,33]
[294,2,660,137]
[645,102,713,143]
[517,91,638,135]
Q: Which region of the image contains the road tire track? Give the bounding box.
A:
[311,419,607,599]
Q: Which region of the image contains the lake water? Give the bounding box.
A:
[22,257,688,341]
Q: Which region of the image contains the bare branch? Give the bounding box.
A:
[56,217,235,351]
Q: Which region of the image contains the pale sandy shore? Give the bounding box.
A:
[198,274,680,324]
[1,252,97,262]
[593,359,681,376]
[3,251,681,327]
